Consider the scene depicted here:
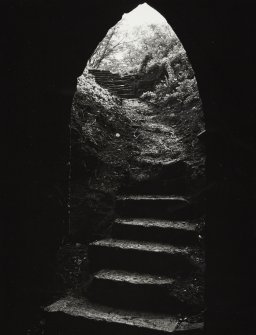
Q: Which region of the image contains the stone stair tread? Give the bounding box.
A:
[105,86,129,88]
[94,269,175,285]
[115,218,196,231]
[88,69,165,99]
[109,89,133,92]
[90,238,193,255]
[117,195,187,200]
[115,88,134,90]
[114,91,134,93]
[46,296,180,333]
[97,82,133,85]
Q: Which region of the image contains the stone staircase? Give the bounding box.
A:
[89,69,137,99]
[88,69,155,99]
[45,160,204,334]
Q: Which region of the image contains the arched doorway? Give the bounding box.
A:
[47,3,206,334]
[9,0,254,334]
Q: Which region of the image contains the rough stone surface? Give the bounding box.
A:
[94,269,175,285]
[117,195,188,201]
[90,238,194,255]
[46,296,179,333]
[115,218,196,231]
[112,218,199,245]
[176,321,204,333]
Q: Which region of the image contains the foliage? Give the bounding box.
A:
[139,41,205,182]
[87,22,123,69]
[76,69,120,112]
[71,69,124,157]
[87,12,178,74]
[139,53,153,73]
[140,42,201,109]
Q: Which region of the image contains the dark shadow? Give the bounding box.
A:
[4,1,255,334]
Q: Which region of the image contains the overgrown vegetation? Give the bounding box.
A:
[140,45,198,107]
[139,43,205,182]
[86,3,205,183]
[87,3,179,75]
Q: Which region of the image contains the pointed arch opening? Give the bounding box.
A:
[69,3,205,331]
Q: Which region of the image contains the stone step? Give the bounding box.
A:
[115,87,134,90]
[89,238,199,275]
[95,77,122,81]
[45,296,204,335]
[91,73,132,79]
[102,83,129,87]
[115,88,135,91]
[114,80,134,83]
[88,269,202,313]
[108,88,134,92]
[113,83,134,86]
[109,84,134,88]
[95,80,121,84]
[112,218,198,245]
[115,84,134,87]
[102,83,133,86]
[115,92,135,96]
[107,90,134,94]
[90,71,120,75]
[113,88,134,91]
[116,195,193,219]
[104,86,133,90]
[100,77,132,81]
[96,79,124,82]
[91,72,117,75]
[94,78,121,82]
[107,87,134,91]
[93,72,120,76]
[115,86,134,89]
[89,69,111,73]
[90,72,113,78]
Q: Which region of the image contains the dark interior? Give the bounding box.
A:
[4,0,255,334]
